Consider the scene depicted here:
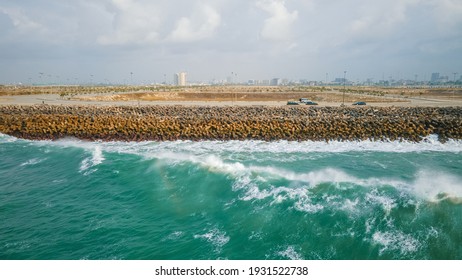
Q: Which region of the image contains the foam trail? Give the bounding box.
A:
[148,150,359,186]
[118,135,462,154]
[20,158,46,167]
[18,135,462,158]
[79,146,104,174]
[148,151,247,175]
[249,166,358,186]
[194,228,229,253]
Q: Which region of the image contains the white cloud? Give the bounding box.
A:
[256,0,298,42]
[0,0,461,83]
[168,4,221,43]
[0,6,47,34]
[97,0,162,45]
[430,0,462,30]
[349,0,421,38]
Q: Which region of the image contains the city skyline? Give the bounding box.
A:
[1,0,461,84]
[7,69,461,87]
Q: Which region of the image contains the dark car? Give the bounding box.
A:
[352,101,366,105]
[287,101,300,105]
[305,101,318,105]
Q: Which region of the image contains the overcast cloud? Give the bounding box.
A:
[0,0,461,84]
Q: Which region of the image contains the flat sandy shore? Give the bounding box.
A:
[2,93,462,107]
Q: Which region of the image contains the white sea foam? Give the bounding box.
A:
[366,190,397,216]
[163,231,185,241]
[52,135,461,161]
[194,228,230,252]
[0,133,18,143]
[79,146,104,175]
[231,173,326,213]
[294,198,325,213]
[248,166,357,186]
[276,246,303,260]
[20,158,46,167]
[98,135,462,155]
[6,132,462,154]
[372,230,420,256]
[339,198,360,213]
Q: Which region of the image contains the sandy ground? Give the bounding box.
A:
[1,93,462,107]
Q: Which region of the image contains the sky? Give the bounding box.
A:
[1,0,461,84]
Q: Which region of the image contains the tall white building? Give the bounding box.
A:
[174,72,187,86]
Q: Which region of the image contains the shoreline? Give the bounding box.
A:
[1,104,461,142]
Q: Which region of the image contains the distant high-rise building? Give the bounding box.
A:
[174,72,187,86]
[431,73,440,83]
[270,78,281,86]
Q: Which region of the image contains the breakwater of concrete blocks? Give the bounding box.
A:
[1,105,461,142]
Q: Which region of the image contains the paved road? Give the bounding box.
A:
[1,93,462,107]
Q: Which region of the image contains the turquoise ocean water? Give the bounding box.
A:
[1,133,461,260]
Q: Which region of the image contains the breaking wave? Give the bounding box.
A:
[2,133,461,259]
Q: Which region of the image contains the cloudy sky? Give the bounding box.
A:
[1,0,461,84]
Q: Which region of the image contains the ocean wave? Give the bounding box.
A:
[410,170,462,203]
[23,137,106,175]
[8,133,462,203]
[142,149,462,207]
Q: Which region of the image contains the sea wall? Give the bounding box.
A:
[1,105,461,142]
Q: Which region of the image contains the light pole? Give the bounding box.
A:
[342,71,347,106]
[453,72,458,99]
